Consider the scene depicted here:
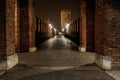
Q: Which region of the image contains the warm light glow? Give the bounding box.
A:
[65,23,70,29]
[66,23,70,27]
[54,28,56,32]
[49,23,53,29]
[62,28,65,32]
[49,23,52,27]
[59,32,62,35]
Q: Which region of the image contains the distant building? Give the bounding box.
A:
[61,9,71,29]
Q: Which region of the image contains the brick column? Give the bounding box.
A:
[95,0,120,68]
[104,0,120,66]
[38,19,40,32]
[79,0,87,52]
[77,18,79,32]
[28,0,37,52]
[20,0,36,52]
[36,18,38,32]
[0,0,18,70]
[95,0,104,55]
[15,0,20,53]
[95,0,112,70]
[19,0,29,52]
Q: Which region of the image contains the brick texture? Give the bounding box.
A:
[95,0,104,55]
[6,0,17,56]
[15,0,20,53]
[104,0,120,65]
[95,0,120,65]
[80,0,87,48]
[0,0,17,63]
[19,0,36,52]
[29,0,36,48]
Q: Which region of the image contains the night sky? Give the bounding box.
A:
[35,0,80,28]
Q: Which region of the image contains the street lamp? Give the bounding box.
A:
[54,28,56,32]
[49,23,53,29]
[62,28,65,32]
[65,23,70,29]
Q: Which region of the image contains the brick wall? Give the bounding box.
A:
[95,0,120,65]
[0,0,16,56]
[0,0,17,66]
[19,0,36,52]
[80,0,87,49]
[104,0,120,65]
[95,0,105,55]
[6,0,18,56]
[15,0,20,53]
[29,0,36,48]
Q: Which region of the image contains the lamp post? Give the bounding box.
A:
[65,23,70,34]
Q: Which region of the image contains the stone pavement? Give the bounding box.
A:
[0,64,115,80]
[106,68,120,80]
[38,36,79,51]
[18,50,95,66]
[0,50,116,80]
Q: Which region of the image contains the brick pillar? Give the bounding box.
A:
[74,21,76,32]
[95,0,112,70]
[74,22,76,32]
[103,0,120,66]
[77,18,80,32]
[20,0,36,52]
[40,19,42,32]
[0,0,18,70]
[75,20,77,32]
[19,0,29,52]
[95,0,104,55]
[36,18,38,32]
[36,18,40,32]
[79,0,87,52]
[28,0,37,52]
[41,21,42,32]
[15,0,20,53]
[38,19,40,32]
[75,21,77,32]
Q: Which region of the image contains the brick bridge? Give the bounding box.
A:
[0,0,120,71]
